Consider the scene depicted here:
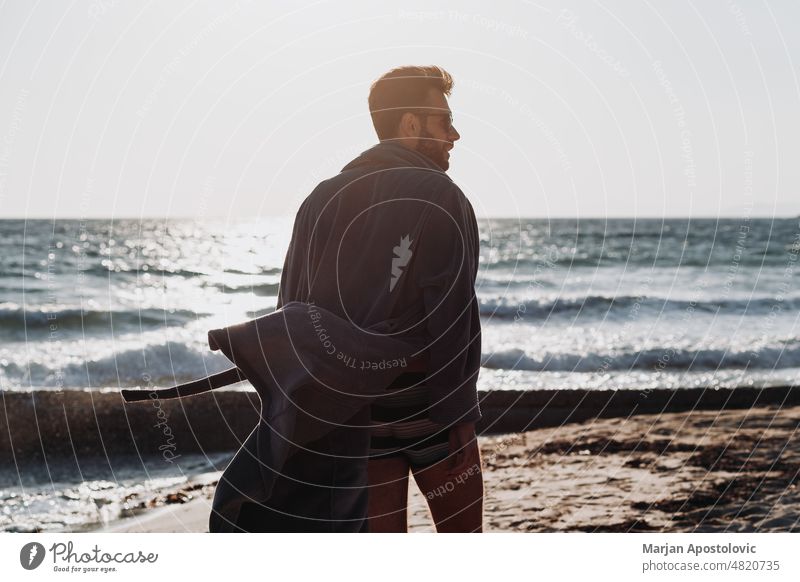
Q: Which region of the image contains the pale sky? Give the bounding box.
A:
[1,0,798,219]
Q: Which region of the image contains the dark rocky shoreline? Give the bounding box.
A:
[2,385,798,462]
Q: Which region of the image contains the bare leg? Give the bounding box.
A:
[367,456,410,532]
[411,437,484,532]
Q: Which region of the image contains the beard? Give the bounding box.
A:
[416,128,449,171]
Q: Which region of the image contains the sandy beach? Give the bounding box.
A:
[96,404,799,533]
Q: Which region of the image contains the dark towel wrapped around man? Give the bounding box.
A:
[122,142,482,532]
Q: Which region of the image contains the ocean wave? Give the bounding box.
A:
[0,341,234,388]
[225,267,282,276]
[484,251,793,269]
[479,294,800,320]
[481,341,800,373]
[246,306,276,318]
[75,264,218,278]
[209,281,280,296]
[5,334,799,390]
[0,306,205,339]
[477,275,557,290]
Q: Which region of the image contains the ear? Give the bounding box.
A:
[397,112,420,138]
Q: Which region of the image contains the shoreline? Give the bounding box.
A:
[3,385,799,464]
[92,403,799,533]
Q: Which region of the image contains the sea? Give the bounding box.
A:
[1,216,799,531]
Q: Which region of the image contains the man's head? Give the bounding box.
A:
[368,65,460,171]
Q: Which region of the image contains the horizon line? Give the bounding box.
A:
[1,214,798,221]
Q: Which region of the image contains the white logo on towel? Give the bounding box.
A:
[389,234,413,292]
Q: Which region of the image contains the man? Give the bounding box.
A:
[362,66,483,533]
[264,65,483,532]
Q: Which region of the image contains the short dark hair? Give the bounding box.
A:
[368,65,454,140]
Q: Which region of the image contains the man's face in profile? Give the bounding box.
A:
[414,90,460,171]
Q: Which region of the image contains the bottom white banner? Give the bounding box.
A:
[1,533,797,581]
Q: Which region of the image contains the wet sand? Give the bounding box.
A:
[98,404,800,533]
